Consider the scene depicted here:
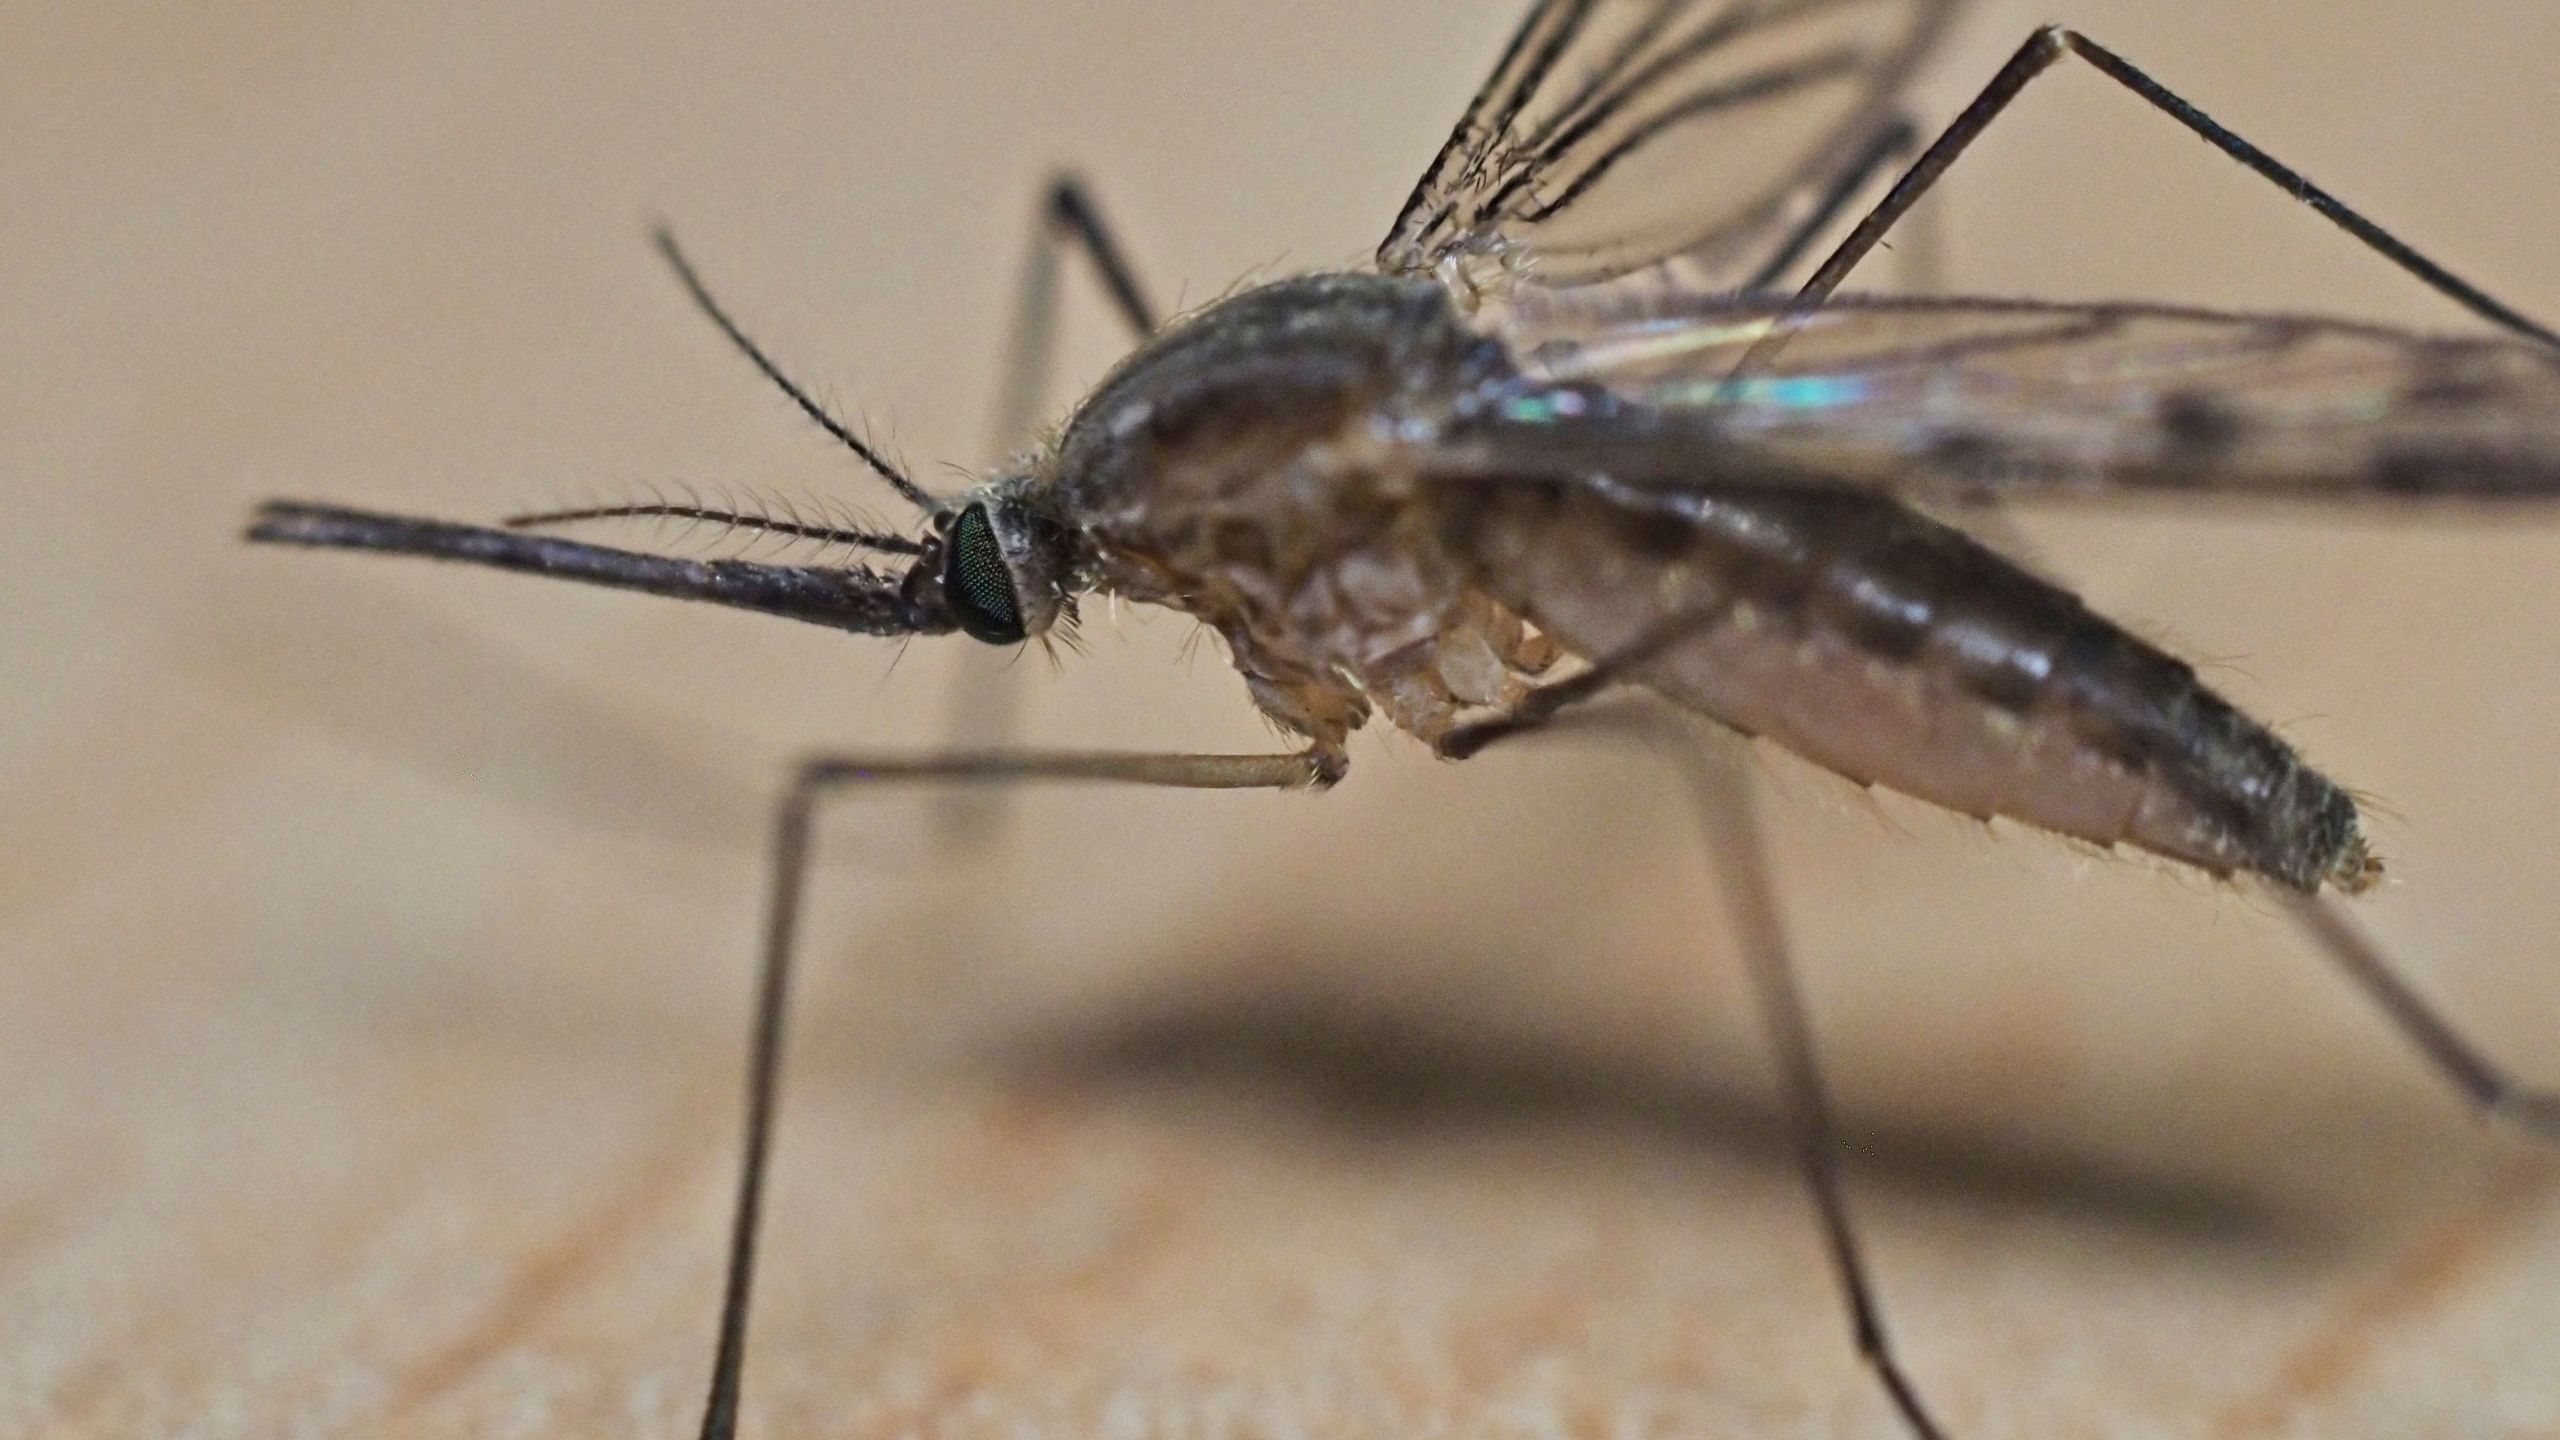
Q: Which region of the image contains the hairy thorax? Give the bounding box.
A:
[1041,272,1555,753]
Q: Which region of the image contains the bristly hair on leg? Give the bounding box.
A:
[651,224,941,512]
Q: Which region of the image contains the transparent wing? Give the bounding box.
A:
[1378,0,1964,293]
[1425,290,2560,504]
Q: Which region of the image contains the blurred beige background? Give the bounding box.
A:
[8,2,2560,1436]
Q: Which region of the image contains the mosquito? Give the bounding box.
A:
[247,2,2560,1436]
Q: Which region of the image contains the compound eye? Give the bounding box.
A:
[943,503,1025,644]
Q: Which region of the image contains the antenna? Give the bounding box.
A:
[652,226,939,510]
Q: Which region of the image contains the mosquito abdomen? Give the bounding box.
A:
[1439,476,2376,892]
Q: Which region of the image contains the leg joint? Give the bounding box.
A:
[1044,173,1093,227]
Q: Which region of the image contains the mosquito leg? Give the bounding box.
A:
[1719,24,2560,388]
[1435,602,1953,1435]
[2287,895,2560,1142]
[1736,117,1920,295]
[1679,733,1951,1440]
[1438,598,1735,760]
[1798,27,2560,344]
[1734,114,1955,298]
[1893,150,1949,297]
[695,745,1335,1440]
[939,176,1165,850]
[1453,697,1952,1438]
[1436,657,1645,759]
[985,173,1162,462]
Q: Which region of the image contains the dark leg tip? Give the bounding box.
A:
[242,498,346,547]
[2492,1088,2560,1145]
[1435,722,1497,761]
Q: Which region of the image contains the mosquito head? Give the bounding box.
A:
[922,476,1079,646]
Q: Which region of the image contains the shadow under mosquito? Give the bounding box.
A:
[990,964,2367,1262]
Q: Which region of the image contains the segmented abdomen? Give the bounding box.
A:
[1434,475,2372,892]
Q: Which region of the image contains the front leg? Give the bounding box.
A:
[695,745,1335,1440]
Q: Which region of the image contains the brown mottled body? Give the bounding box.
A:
[1039,271,2370,893]
[1045,274,1556,747]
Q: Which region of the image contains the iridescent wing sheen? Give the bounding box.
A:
[1378,0,1963,293]
[1430,290,2560,504]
